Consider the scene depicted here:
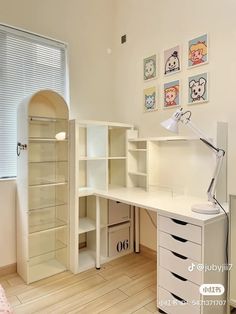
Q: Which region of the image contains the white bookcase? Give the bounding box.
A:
[16,90,69,284]
[69,120,134,273]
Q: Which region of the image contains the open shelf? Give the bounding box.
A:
[79,157,107,161]
[108,157,127,160]
[128,171,147,176]
[128,149,147,152]
[78,249,107,272]
[78,217,96,234]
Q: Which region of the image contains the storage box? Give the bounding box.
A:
[108,200,130,225]
[108,222,130,257]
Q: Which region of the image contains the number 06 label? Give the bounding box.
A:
[116,239,129,252]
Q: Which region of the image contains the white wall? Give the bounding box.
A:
[113,0,236,249]
[0,0,115,267]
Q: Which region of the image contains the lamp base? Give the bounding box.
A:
[191,202,220,215]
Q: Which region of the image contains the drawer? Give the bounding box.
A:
[108,200,130,225]
[159,231,201,262]
[159,267,200,305]
[159,247,202,285]
[158,286,200,314]
[159,215,201,244]
[108,222,130,257]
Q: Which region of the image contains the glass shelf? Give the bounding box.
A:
[28,258,66,283]
[29,116,68,140]
[29,181,68,188]
[29,201,67,211]
[29,218,67,234]
[29,235,67,259]
[29,160,68,164]
[29,116,67,122]
[29,138,68,142]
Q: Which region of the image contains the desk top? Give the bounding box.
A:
[92,186,228,226]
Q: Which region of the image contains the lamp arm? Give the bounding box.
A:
[181,118,214,145]
[181,117,225,204]
[207,150,225,204]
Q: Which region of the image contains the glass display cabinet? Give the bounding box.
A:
[16,90,69,283]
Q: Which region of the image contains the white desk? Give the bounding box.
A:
[93,186,228,314]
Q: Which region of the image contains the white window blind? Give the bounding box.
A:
[0,24,68,178]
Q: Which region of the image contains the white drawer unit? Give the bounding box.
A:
[108,222,131,257]
[159,231,201,262]
[159,216,202,244]
[157,213,227,314]
[159,247,202,285]
[159,267,200,305]
[108,200,130,225]
[158,286,200,314]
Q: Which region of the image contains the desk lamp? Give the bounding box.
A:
[161,107,225,214]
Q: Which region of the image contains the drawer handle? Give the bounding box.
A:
[171,251,187,260]
[157,309,168,314]
[171,218,188,225]
[171,272,187,281]
[171,235,188,243]
[170,292,187,303]
[116,201,121,204]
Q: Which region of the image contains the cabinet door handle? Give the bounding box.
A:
[157,308,168,314]
[171,235,188,243]
[171,271,187,281]
[171,218,188,225]
[170,292,187,303]
[171,251,187,260]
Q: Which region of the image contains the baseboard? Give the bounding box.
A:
[139,244,157,261]
[0,263,17,277]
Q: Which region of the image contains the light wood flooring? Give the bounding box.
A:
[0,253,158,314]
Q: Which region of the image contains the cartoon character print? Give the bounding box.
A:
[144,59,155,80]
[189,41,207,66]
[189,77,206,102]
[164,85,179,107]
[145,93,156,110]
[165,51,180,75]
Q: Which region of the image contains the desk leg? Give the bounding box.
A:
[96,196,101,269]
[135,206,140,253]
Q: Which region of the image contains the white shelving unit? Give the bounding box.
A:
[16,90,69,284]
[69,120,134,273]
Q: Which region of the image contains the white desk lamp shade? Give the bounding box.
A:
[160,117,179,133]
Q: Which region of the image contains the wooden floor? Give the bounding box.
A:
[0,253,157,314]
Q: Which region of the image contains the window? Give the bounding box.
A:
[0,24,68,178]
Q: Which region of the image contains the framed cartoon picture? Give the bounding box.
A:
[163,80,180,109]
[143,86,157,112]
[164,45,181,76]
[188,72,208,104]
[143,55,157,81]
[188,34,208,68]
